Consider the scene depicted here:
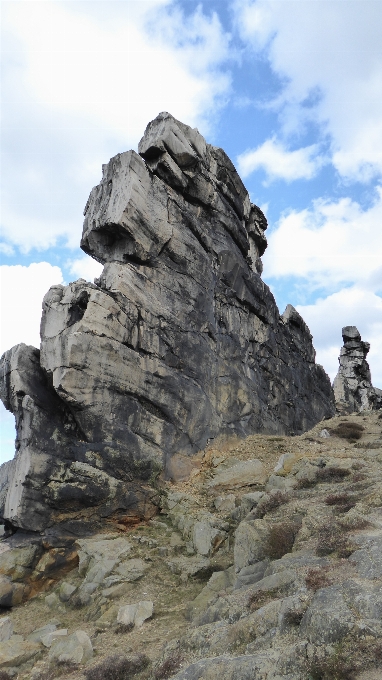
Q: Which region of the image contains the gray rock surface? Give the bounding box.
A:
[333,325,382,413]
[117,600,153,627]
[0,616,13,642]
[0,111,334,531]
[48,630,93,664]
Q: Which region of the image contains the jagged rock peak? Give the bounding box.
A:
[333,325,382,413]
[0,112,335,533]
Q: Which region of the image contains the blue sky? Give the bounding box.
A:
[1,0,382,463]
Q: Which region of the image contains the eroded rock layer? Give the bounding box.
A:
[0,112,335,531]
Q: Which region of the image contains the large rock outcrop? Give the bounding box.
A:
[333,326,382,413]
[0,112,335,532]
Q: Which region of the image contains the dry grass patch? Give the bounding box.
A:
[153,653,184,679]
[325,492,357,513]
[253,491,289,518]
[264,521,299,559]
[84,653,150,680]
[316,523,355,558]
[247,587,281,612]
[316,466,351,483]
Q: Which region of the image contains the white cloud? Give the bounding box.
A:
[235,0,382,181]
[0,243,15,256]
[67,255,103,284]
[4,1,230,140]
[1,1,231,252]
[264,188,382,288]
[297,287,382,388]
[237,138,323,182]
[0,262,63,356]
[0,407,16,466]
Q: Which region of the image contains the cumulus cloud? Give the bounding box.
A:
[67,255,103,284]
[235,0,382,181]
[1,1,231,251]
[264,188,382,288]
[237,138,324,182]
[297,287,382,387]
[0,262,63,355]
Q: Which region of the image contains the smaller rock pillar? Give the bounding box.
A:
[333,326,382,413]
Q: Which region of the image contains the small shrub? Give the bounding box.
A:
[316,523,354,558]
[316,467,351,483]
[253,491,289,518]
[115,622,134,634]
[325,492,351,506]
[330,422,364,441]
[283,609,304,626]
[305,566,332,591]
[153,654,184,680]
[296,477,317,489]
[325,493,356,513]
[264,521,299,559]
[340,516,370,531]
[247,587,280,611]
[30,667,77,680]
[351,471,367,483]
[308,655,357,680]
[84,653,150,680]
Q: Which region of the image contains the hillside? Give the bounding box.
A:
[1,411,382,679]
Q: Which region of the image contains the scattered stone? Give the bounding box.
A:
[213,495,236,512]
[274,451,304,475]
[117,600,154,628]
[192,521,226,557]
[40,629,68,648]
[0,616,13,642]
[169,532,184,548]
[0,577,25,607]
[44,593,60,610]
[49,630,93,664]
[207,460,267,490]
[27,624,57,644]
[319,429,330,438]
[59,582,77,602]
[0,637,40,669]
[166,556,210,577]
[114,558,149,582]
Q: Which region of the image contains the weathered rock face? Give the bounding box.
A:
[0,112,335,532]
[333,326,382,413]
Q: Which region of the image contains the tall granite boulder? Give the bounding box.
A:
[333,326,382,413]
[0,112,335,532]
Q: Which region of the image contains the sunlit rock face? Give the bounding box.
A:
[0,112,335,531]
[333,325,382,413]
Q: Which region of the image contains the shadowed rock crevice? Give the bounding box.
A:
[1,112,334,532]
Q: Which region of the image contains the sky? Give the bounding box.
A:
[1,0,382,463]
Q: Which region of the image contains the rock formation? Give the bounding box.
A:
[333,326,382,413]
[0,112,335,533]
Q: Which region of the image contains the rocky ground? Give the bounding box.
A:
[1,411,382,680]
